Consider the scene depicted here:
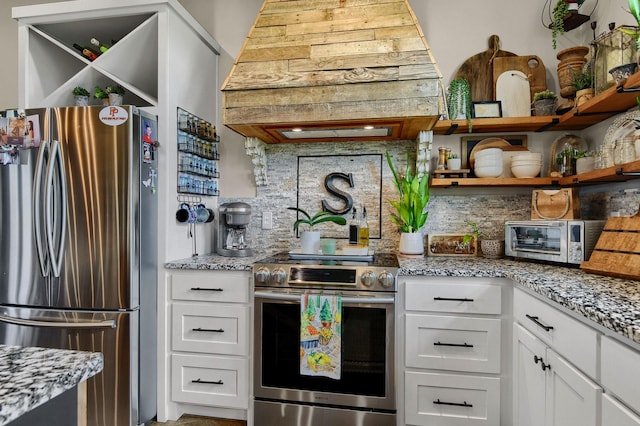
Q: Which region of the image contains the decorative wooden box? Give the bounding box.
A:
[427,234,477,257]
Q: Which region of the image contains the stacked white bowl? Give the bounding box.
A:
[511,151,542,178]
[474,148,503,177]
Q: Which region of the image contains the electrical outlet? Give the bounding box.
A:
[262,211,273,230]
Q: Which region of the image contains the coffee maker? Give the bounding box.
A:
[217,202,253,257]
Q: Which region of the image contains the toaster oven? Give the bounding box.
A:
[505,220,606,265]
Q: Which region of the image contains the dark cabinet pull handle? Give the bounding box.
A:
[433,297,474,302]
[434,341,474,348]
[526,314,554,332]
[433,399,473,408]
[190,287,224,292]
[534,355,551,371]
[192,327,224,333]
[191,378,223,385]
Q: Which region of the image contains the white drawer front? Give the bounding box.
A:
[405,371,500,426]
[602,394,640,426]
[513,288,597,378]
[405,314,501,373]
[171,354,248,409]
[171,271,250,303]
[405,279,502,315]
[172,303,249,355]
[602,336,640,413]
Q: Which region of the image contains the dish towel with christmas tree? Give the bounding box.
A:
[300,293,342,379]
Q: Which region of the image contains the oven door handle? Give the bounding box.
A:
[254,290,394,305]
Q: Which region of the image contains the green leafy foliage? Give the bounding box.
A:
[385,151,429,233]
[72,86,89,96]
[287,207,346,233]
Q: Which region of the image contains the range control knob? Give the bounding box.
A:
[254,266,270,285]
[360,270,377,287]
[271,267,287,285]
[378,271,395,288]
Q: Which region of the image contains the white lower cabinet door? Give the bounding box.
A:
[602,394,640,426]
[171,353,249,409]
[514,323,547,426]
[544,349,601,426]
[405,371,500,426]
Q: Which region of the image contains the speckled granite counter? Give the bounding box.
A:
[0,345,103,425]
[164,253,259,271]
[398,256,640,346]
[165,253,640,346]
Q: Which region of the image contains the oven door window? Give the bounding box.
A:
[510,225,562,255]
[260,300,388,397]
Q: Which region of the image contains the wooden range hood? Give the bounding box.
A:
[221,0,443,144]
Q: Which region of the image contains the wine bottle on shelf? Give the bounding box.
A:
[73,43,97,61]
[90,38,110,53]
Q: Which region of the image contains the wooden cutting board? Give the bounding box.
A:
[581,208,640,280]
[493,55,547,105]
[453,35,516,102]
[495,70,531,117]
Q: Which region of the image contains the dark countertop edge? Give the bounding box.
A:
[0,345,104,426]
[164,253,640,346]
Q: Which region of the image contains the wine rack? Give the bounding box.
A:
[176,107,219,196]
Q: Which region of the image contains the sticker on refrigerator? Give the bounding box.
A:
[99,106,129,126]
[142,119,156,163]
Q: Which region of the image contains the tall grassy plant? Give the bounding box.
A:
[620,0,640,48]
[385,151,429,233]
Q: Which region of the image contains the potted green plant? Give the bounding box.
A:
[287,206,346,254]
[619,0,640,49]
[94,86,109,105]
[72,86,90,106]
[446,77,472,132]
[463,220,504,258]
[446,152,461,170]
[386,151,429,255]
[105,84,126,106]
[571,66,594,106]
[551,0,585,49]
[532,90,558,116]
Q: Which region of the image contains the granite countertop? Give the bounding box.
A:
[165,252,640,346]
[0,345,103,426]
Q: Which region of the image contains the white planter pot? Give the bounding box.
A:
[399,232,424,255]
[300,231,321,254]
[108,93,123,106]
[480,239,504,259]
[74,95,89,106]
[447,158,461,170]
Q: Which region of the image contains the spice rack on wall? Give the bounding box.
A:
[177,107,220,196]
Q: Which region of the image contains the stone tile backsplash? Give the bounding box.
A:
[220,140,640,255]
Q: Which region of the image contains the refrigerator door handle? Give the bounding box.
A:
[45,140,67,278]
[33,140,51,278]
[0,313,116,329]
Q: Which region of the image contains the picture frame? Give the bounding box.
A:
[471,101,502,118]
[461,134,528,169]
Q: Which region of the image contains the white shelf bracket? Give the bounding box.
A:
[245,136,268,186]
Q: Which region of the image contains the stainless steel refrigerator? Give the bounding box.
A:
[0,106,158,426]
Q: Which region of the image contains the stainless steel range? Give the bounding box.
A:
[253,252,399,426]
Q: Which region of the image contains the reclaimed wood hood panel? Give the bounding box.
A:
[222,0,443,143]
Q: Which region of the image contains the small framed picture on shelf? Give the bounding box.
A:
[471,101,502,118]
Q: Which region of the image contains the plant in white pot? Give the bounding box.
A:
[287,206,346,254]
[386,151,429,255]
[72,86,90,106]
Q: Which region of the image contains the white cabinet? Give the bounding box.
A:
[602,394,640,426]
[401,277,507,426]
[168,270,251,419]
[513,289,602,426]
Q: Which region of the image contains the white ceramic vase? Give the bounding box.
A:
[74,95,89,106]
[108,93,123,106]
[300,231,321,254]
[399,232,424,255]
[447,158,462,170]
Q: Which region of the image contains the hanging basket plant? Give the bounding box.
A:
[550,0,586,49]
[446,77,472,132]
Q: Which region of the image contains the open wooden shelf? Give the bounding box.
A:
[433,72,640,135]
[431,159,640,188]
